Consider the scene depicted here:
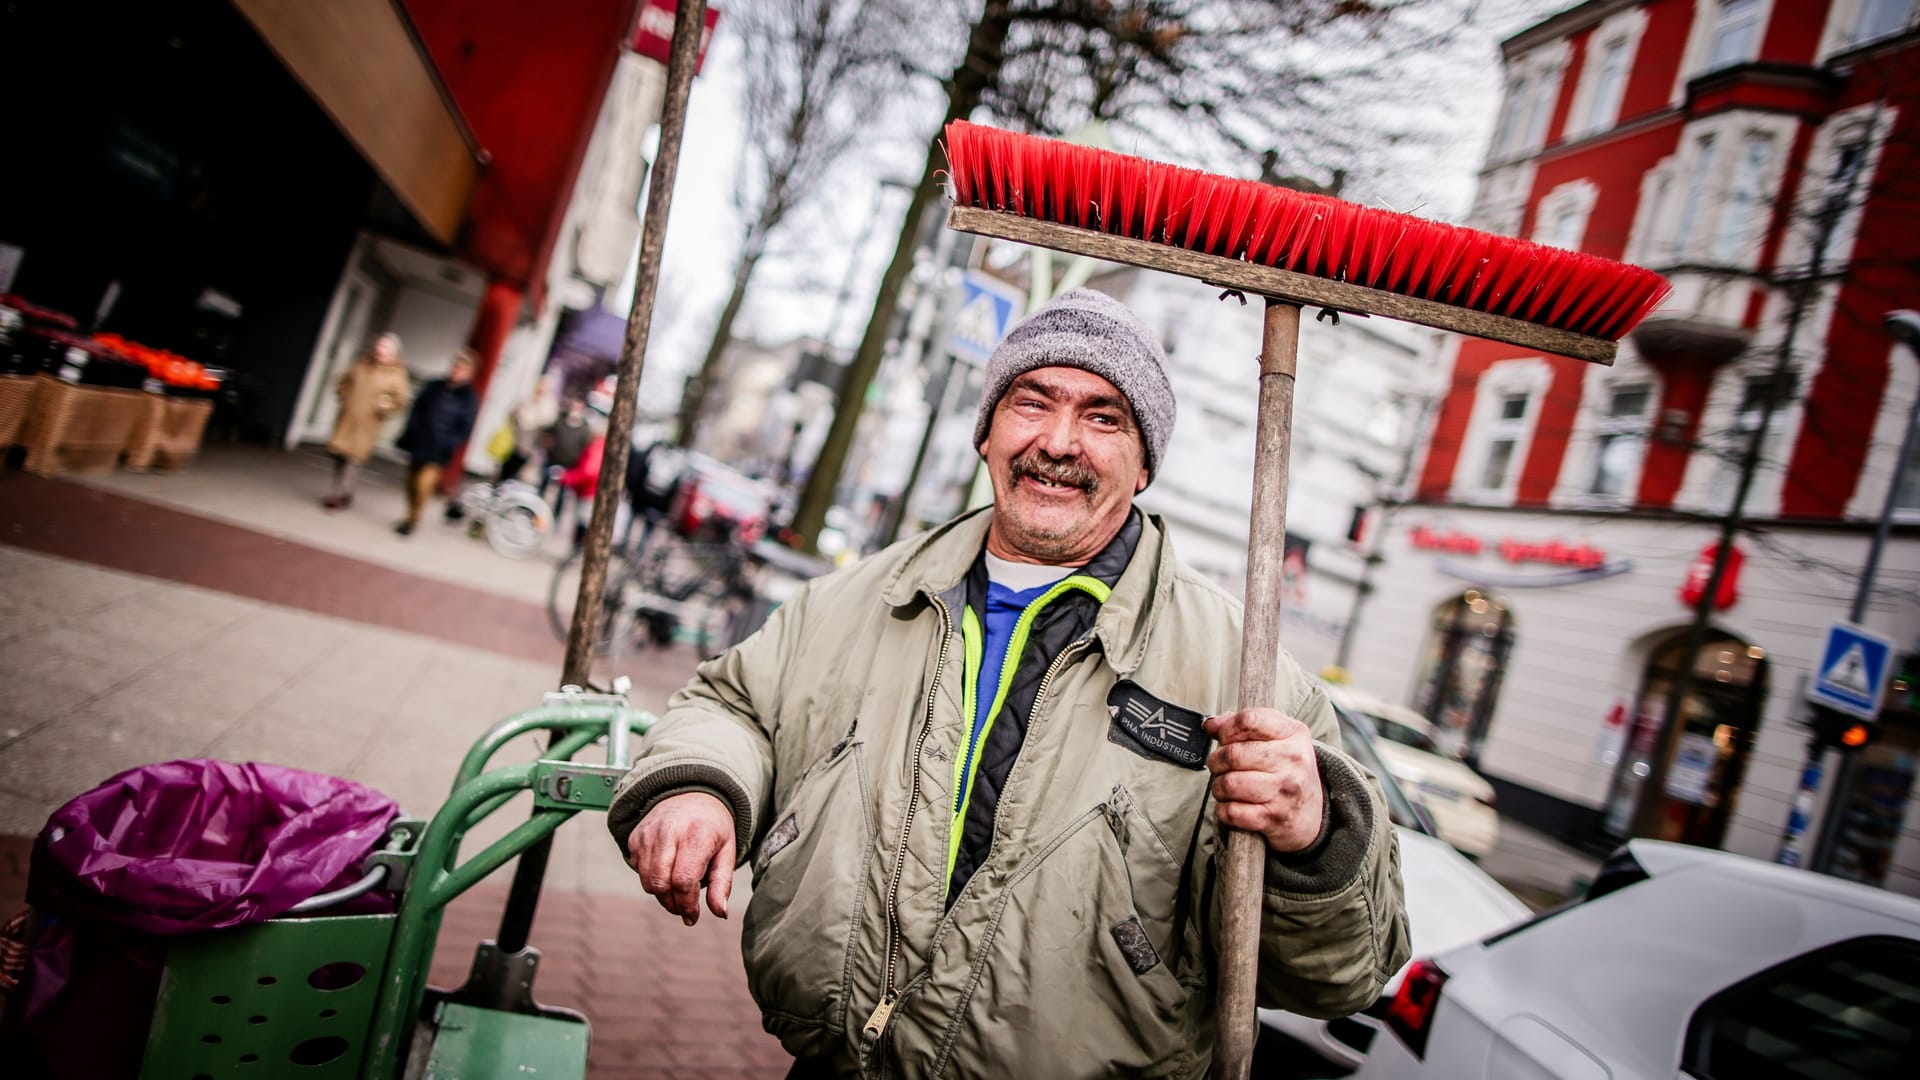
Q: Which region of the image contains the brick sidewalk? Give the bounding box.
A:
[0,470,567,665]
[0,835,787,1079]
[0,473,788,1077]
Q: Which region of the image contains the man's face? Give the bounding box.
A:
[371,337,398,365]
[982,367,1149,565]
[450,357,474,386]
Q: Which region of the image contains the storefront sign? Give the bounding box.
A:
[1595,695,1631,766]
[1410,526,1607,568]
[631,0,722,72]
[1678,542,1743,611]
[1665,732,1718,805]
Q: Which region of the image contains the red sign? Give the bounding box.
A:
[1409,526,1607,569]
[631,0,721,73]
[1679,542,1743,611]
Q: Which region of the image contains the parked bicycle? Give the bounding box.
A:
[455,477,555,560]
[546,516,760,665]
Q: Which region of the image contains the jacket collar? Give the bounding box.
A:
[881,506,1177,676]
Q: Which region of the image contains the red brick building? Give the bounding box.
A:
[1345,0,1920,891]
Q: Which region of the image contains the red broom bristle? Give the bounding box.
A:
[942,121,1671,340]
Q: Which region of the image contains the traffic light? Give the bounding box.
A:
[1808,706,1878,750]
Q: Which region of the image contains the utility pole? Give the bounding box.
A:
[1795,309,1920,871]
[1334,393,1435,672]
[1629,119,1868,840]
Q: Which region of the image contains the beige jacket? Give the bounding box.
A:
[610,510,1409,1078]
[326,358,412,463]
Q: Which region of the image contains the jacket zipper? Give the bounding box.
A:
[864,594,954,1045]
[945,636,1091,909]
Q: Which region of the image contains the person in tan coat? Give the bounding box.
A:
[323,332,413,510]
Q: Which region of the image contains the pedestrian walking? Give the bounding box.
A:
[393,349,478,537]
[322,332,412,510]
[541,393,594,522]
[497,373,560,486]
[610,289,1409,1077]
[558,422,631,549]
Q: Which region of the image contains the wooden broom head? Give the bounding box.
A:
[942,120,1671,343]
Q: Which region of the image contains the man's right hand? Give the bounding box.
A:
[628,791,736,926]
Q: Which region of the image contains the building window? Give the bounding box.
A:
[1492,49,1567,159]
[1708,0,1764,71]
[1523,73,1557,150]
[1674,134,1718,253]
[1895,425,1920,512]
[1711,133,1775,263]
[1852,0,1916,45]
[1534,179,1598,253]
[1545,205,1584,250]
[1366,394,1407,449]
[1480,392,1533,491]
[1496,75,1532,157]
[1709,371,1797,509]
[1585,37,1631,133]
[1814,141,1868,268]
[1589,385,1652,499]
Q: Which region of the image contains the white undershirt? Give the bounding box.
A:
[984,551,1076,592]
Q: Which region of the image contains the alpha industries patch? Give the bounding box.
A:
[1106,681,1208,769]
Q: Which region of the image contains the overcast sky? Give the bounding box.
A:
[621,0,1569,404]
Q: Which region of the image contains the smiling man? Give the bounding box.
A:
[611,288,1408,1078]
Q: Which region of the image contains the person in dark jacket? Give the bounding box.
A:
[541,393,594,524]
[394,350,478,537]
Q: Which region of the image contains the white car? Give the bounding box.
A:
[1258,706,1531,1072]
[1331,689,1500,860]
[1357,840,1920,1079]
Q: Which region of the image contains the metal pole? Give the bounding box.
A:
[1804,314,1920,872]
[495,0,707,956]
[1627,127,1873,839]
[1215,299,1301,1080]
[1334,396,1434,672]
[1627,332,1789,839]
[880,350,964,547]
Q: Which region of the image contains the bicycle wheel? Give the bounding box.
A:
[643,541,737,603]
[547,547,643,650]
[484,493,552,560]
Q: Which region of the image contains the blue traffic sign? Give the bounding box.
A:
[1807,622,1894,720]
[947,273,1024,363]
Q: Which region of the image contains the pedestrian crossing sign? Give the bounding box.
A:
[947,272,1024,364]
[1808,622,1894,720]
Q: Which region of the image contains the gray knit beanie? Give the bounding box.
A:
[973,287,1175,482]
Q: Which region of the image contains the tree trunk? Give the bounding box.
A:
[675,228,767,448]
[787,2,1014,552]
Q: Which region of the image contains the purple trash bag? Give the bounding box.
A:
[30,758,398,933]
[0,760,398,1079]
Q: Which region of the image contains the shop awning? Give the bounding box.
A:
[232,0,479,246]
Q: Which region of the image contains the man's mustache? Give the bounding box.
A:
[1011,451,1099,494]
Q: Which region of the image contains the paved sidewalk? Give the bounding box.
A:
[67,443,579,606]
[0,466,788,1077]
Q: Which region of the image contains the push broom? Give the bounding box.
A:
[939,120,1669,1079]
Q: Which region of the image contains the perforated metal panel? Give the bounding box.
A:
[139,914,395,1080]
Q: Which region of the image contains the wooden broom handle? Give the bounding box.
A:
[1213,299,1301,1080]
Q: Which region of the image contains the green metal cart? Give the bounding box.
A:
[134,688,650,1080]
